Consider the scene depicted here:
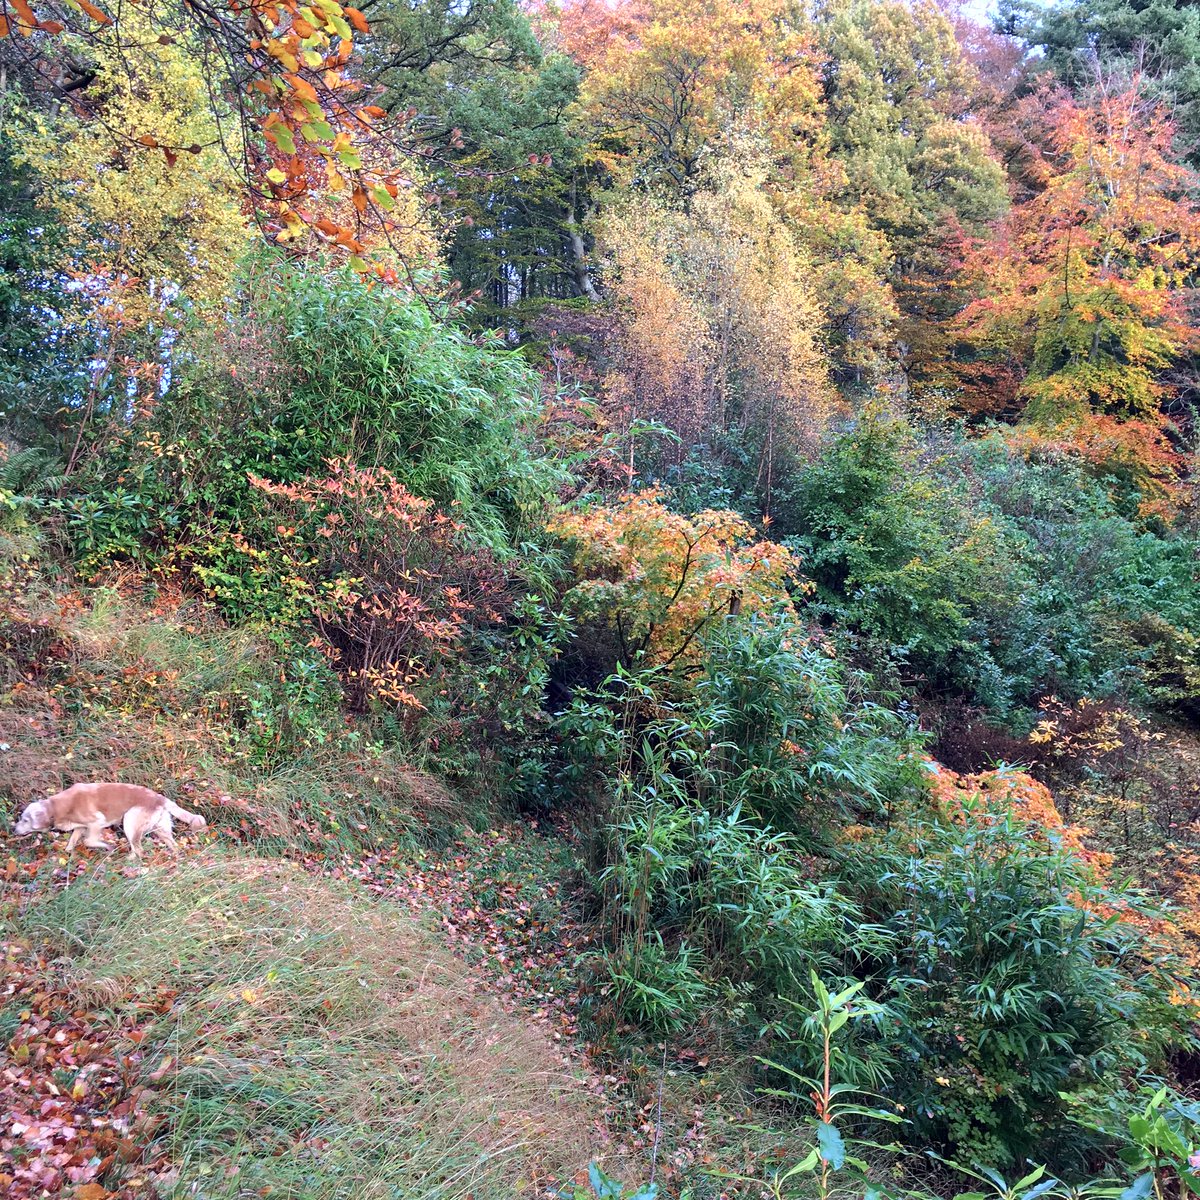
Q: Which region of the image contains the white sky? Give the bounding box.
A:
[962,0,997,21]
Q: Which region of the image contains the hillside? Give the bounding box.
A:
[4,0,1200,1195]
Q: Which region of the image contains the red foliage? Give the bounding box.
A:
[250,459,512,712]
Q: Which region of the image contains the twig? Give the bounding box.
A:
[649,1042,667,1187]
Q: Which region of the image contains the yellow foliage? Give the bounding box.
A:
[13,14,251,331]
[549,488,800,668]
[600,151,833,488]
[578,0,823,187]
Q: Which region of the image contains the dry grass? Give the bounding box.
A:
[11,852,619,1198]
[0,563,468,850]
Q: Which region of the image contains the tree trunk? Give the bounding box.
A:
[566,178,600,301]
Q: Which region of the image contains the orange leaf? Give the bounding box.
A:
[10,0,36,25]
[74,1185,109,1200]
[37,18,63,32]
[0,13,8,34]
[293,15,314,36]
[75,0,112,24]
[137,134,159,147]
[344,5,368,32]
[287,73,319,104]
[350,186,367,214]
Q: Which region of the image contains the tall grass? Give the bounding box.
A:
[12,854,603,1198]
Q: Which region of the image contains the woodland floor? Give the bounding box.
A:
[0,567,782,1199]
[0,815,769,1199]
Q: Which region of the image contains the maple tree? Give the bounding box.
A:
[550,488,801,669]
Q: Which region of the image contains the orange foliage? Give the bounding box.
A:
[955,81,1200,500]
[1005,413,1186,519]
[249,459,510,711]
[926,760,1108,867]
[550,488,802,669]
[926,760,1197,989]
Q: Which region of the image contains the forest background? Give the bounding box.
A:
[3,0,1200,1196]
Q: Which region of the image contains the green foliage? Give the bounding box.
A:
[791,407,1014,693]
[844,801,1195,1170]
[602,933,713,1034]
[563,616,913,1037]
[1000,0,1200,167]
[791,410,1200,724]
[750,975,905,1200]
[696,616,925,829]
[819,0,1008,248]
[0,93,81,432]
[365,0,591,317]
[68,254,563,574]
[1104,1087,1200,1200]
[418,594,573,806]
[575,1162,658,1200]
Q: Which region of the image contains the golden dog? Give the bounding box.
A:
[13,783,206,860]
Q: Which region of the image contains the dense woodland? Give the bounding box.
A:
[3,0,1200,1196]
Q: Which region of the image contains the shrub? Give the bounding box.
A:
[789,406,1014,698]
[789,410,1200,726]
[215,458,514,715]
[550,489,801,671]
[842,768,1196,1171]
[66,256,563,572]
[562,614,913,1038]
[696,617,926,831]
[602,934,714,1034]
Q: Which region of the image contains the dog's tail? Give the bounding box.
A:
[163,797,207,829]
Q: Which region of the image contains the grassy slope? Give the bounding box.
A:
[3,852,614,1197]
[0,528,634,1196]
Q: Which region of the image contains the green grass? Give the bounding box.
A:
[9,853,606,1198]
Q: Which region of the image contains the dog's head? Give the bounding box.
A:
[14,800,51,836]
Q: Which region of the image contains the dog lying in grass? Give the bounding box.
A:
[13,783,207,861]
